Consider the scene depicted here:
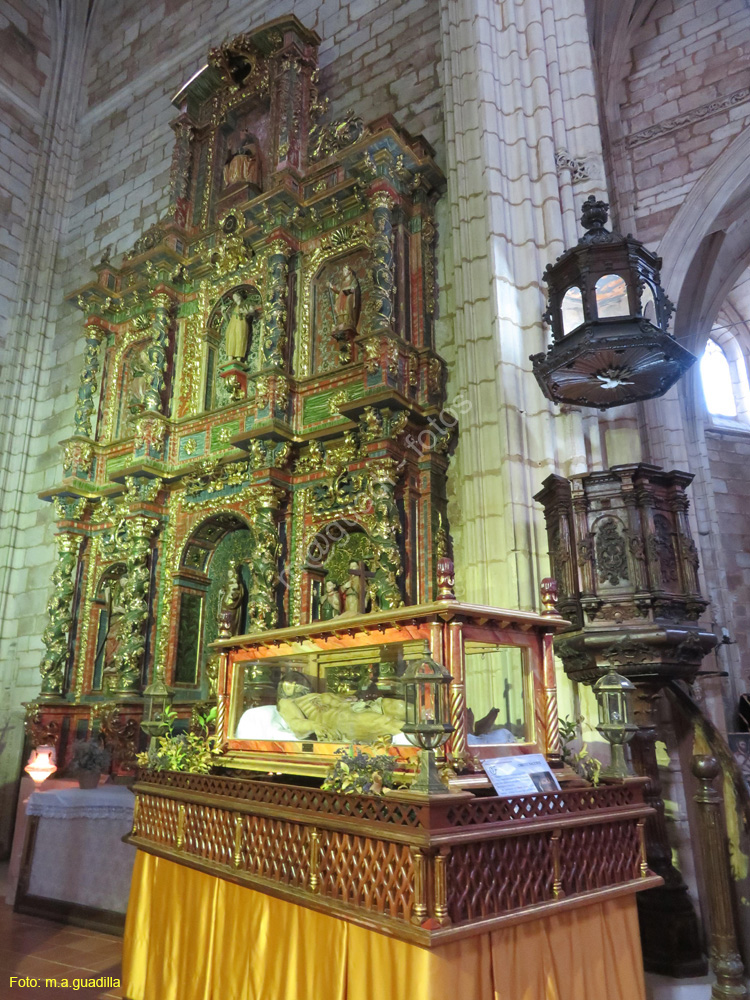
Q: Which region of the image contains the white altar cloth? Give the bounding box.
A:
[23,785,136,914]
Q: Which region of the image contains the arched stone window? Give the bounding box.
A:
[700,334,750,423]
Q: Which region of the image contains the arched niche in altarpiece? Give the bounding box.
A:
[307,248,372,375]
[173,514,254,693]
[203,283,263,411]
[89,562,128,694]
[107,338,152,441]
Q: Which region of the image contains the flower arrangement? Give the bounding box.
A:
[70,739,110,773]
[321,738,401,795]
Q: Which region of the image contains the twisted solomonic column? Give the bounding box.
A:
[39,532,82,699]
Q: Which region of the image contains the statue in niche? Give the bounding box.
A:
[100,573,127,688]
[127,346,153,414]
[218,561,246,638]
[320,579,342,619]
[223,134,261,190]
[339,560,374,617]
[327,265,361,336]
[225,291,259,362]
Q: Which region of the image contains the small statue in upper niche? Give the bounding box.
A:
[218,561,246,638]
[223,134,261,190]
[327,265,361,336]
[224,290,259,362]
[339,560,371,617]
[320,579,342,620]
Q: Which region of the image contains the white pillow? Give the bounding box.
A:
[236,704,296,741]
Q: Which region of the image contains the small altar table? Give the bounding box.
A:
[15,785,136,932]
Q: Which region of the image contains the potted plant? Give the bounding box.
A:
[135,705,218,774]
[70,739,110,789]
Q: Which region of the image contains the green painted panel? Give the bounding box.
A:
[106,453,130,477]
[211,420,240,450]
[302,382,365,425]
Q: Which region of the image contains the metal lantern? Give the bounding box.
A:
[531,196,696,409]
[24,744,57,785]
[594,669,638,779]
[140,669,174,744]
[401,642,454,794]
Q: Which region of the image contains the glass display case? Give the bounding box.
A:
[214,600,566,778]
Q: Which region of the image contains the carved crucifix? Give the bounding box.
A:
[341,560,375,615]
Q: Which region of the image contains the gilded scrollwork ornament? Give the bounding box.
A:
[39,532,82,699]
[62,438,94,477]
[371,191,396,333]
[134,414,167,457]
[73,325,105,438]
[142,294,174,413]
[112,516,159,695]
[309,109,366,162]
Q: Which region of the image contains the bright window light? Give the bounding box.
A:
[701,339,737,417]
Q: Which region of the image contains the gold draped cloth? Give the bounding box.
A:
[123,851,646,1000]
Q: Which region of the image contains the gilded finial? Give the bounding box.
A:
[540,578,558,616]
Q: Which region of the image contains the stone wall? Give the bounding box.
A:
[0,0,54,857]
[705,429,750,667]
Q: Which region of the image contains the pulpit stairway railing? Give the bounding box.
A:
[665,680,750,997]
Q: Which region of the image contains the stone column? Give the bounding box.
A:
[39,532,81,699]
[437,0,608,609]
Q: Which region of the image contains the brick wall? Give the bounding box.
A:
[616,0,750,245]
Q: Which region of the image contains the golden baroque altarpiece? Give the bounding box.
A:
[31,17,458,765]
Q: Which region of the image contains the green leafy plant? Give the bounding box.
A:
[322,738,400,795]
[559,715,602,786]
[136,704,219,774]
[70,739,110,773]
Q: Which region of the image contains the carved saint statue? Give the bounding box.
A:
[223,134,261,190]
[327,265,361,335]
[224,291,258,362]
[128,346,153,413]
[218,562,245,638]
[339,560,364,617]
[100,574,127,688]
[320,579,342,620]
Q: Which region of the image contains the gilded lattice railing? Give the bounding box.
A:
[127,771,660,945]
